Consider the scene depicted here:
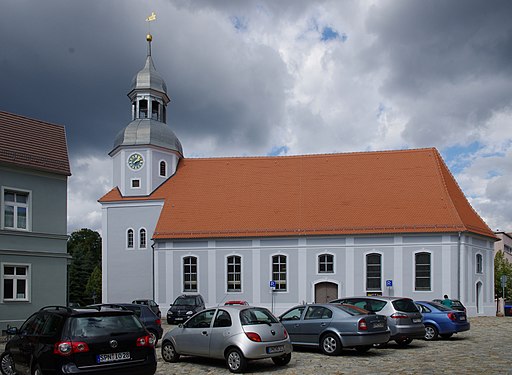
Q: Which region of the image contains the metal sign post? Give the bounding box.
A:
[270,281,276,313]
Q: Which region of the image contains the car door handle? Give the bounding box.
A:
[202,331,208,336]
[294,324,300,328]
[320,323,327,327]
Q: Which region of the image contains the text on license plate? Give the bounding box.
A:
[97,352,130,363]
[459,316,466,321]
[266,345,285,354]
[412,318,422,323]
[373,322,385,328]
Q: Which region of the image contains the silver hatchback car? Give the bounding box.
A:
[331,296,425,346]
[161,306,292,373]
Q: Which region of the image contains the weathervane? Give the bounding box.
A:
[146,11,157,56]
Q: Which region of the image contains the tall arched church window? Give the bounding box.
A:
[127,229,134,249]
[366,253,381,291]
[160,161,167,177]
[415,252,431,291]
[476,254,483,274]
[139,228,146,248]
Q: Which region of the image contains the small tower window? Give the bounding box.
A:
[162,106,166,123]
[139,99,148,119]
[160,161,167,177]
[152,100,160,121]
[132,102,136,120]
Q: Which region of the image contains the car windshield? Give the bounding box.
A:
[335,304,367,316]
[174,297,197,306]
[240,308,278,325]
[451,301,464,308]
[70,314,143,338]
[392,299,419,313]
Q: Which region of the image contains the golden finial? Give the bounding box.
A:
[146,34,153,42]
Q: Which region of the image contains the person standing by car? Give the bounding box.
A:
[441,295,453,308]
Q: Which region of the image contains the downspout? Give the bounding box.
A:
[457,232,461,300]
[151,241,155,301]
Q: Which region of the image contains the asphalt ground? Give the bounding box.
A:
[2,316,511,374]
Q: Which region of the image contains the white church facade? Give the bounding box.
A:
[100,35,496,317]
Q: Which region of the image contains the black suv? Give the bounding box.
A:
[166,294,205,324]
[0,306,157,375]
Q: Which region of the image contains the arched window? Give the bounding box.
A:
[151,100,160,120]
[415,252,431,291]
[159,161,167,177]
[476,254,483,274]
[227,255,241,292]
[183,256,198,292]
[272,255,287,291]
[318,254,334,273]
[127,229,134,249]
[138,99,148,119]
[366,253,381,291]
[139,228,146,248]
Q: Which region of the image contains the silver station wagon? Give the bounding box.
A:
[280,304,390,355]
[161,306,292,373]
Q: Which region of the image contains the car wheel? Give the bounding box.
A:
[320,333,342,356]
[271,353,291,366]
[424,325,439,341]
[440,333,453,339]
[0,352,16,375]
[226,348,247,373]
[161,341,180,363]
[355,345,372,353]
[395,338,413,347]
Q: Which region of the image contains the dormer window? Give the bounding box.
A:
[139,99,148,119]
[160,161,167,177]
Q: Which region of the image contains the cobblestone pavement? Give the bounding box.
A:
[2,317,511,374]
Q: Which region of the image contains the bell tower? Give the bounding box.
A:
[109,34,183,197]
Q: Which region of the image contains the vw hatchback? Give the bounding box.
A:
[161,306,292,373]
[0,305,157,375]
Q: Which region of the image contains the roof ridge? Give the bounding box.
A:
[0,110,65,129]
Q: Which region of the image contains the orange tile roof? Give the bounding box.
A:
[0,111,71,176]
[99,148,495,239]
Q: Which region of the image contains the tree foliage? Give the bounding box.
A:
[68,228,102,305]
[494,251,512,300]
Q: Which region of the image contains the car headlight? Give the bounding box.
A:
[167,311,173,315]
[186,311,193,315]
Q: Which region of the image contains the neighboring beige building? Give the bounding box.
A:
[494,232,512,263]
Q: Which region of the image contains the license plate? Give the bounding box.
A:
[373,322,385,328]
[460,316,466,321]
[175,317,184,321]
[97,352,130,363]
[266,345,285,354]
[412,318,422,323]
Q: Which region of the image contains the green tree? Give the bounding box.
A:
[68,228,101,305]
[85,265,102,304]
[494,251,512,300]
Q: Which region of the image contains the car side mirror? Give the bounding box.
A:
[6,326,18,335]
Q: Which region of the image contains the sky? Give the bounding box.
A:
[1,0,511,234]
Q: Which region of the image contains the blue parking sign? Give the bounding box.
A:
[270,280,276,288]
[386,280,393,287]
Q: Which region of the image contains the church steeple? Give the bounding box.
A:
[110,33,183,197]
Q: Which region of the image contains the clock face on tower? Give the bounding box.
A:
[127,153,144,170]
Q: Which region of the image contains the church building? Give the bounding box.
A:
[99,35,496,317]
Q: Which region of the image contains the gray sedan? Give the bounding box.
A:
[161,305,292,373]
[279,304,390,355]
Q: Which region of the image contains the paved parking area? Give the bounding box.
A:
[2,317,510,374]
[155,317,512,374]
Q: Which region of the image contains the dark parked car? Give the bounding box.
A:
[279,304,390,355]
[415,301,470,340]
[167,294,205,324]
[132,299,161,318]
[89,303,163,345]
[0,305,157,375]
[161,305,292,373]
[432,299,467,313]
[331,296,425,346]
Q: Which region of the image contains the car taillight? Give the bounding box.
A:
[447,312,457,321]
[390,313,408,319]
[283,329,288,339]
[358,319,368,331]
[245,332,262,342]
[136,335,154,347]
[54,341,89,356]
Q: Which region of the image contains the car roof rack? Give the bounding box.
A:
[39,306,73,313]
[87,304,130,311]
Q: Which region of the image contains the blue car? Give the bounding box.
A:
[415,301,470,340]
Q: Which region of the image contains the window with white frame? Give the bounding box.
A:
[3,190,29,230]
[159,161,167,177]
[318,254,334,273]
[3,264,30,301]
[183,256,197,292]
[127,229,134,249]
[366,253,382,291]
[227,255,241,292]
[139,228,147,248]
[272,255,287,291]
[476,254,483,274]
[415,252,431,291]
